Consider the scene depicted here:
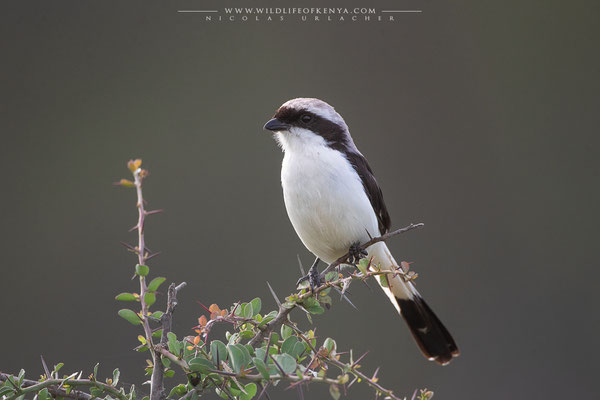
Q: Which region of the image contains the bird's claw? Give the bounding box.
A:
[348,242,368,264]
[296,267,322,293]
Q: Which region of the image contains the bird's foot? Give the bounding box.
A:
[296,258,322,293]
[296,271,322,292]
[348,242,368,264]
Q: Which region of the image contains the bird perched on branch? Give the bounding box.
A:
[263,98,459,365]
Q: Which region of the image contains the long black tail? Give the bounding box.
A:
[396,295,460,365]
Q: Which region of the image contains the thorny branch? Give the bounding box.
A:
[152,282,187,399]
[131,167,162,400]
[248,222,424,347]
[320,223,424,277]
[1,160,430,400]
[130,164,186,400]
[0,372,126,400]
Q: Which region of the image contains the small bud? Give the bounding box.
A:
[116,179,135,187]
[127,159,142,172]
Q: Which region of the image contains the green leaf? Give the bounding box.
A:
[92,363,99,379]
[167,332,182,355]
[150,311,164,320]
[136,264,149,276]
[239,330,254,339]
[161,357,171,368]
[280,324,292,340]
[53,363,64,375]
[90,387,104,397]
[254,347,266,361]
[243,303,253,319]
[210,340,228,366]
[252,358,270,380]
[271,354,297,375]
[323,338,337,353]
[318,294,332,307]
[281,336,299,356]
[128,384,136,400]
[0,387,14,397]
[303,296,325,314]
[164,369,175,378]
[168,384,188,398]
[357,258,370,274]
[306,303,324,314]
[329,384,341,400]
[234,303,245,317]
[228,344,250,373]
[112,368,120,386]
[249,297,262,316]
[293,342,306,358]
[325,271,338,281]
[152,329,163,338]
[147,277,166,292]
[118,309,141,325]
[258,311,277,327]
[188,357,215,373]
[240,383,257,400]
[144,292,156,307]
[115,293,137,301]
[17,369,24,385]
[378,274,389,287]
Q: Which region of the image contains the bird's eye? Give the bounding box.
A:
[301,114,312,123]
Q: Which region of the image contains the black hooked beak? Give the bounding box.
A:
[263,118,290,132]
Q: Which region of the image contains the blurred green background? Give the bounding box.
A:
[1,0,598,398]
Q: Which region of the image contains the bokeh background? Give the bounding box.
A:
[1,0,599,399]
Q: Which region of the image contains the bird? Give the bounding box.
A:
[263,98,459,365]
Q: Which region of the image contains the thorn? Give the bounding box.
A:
[257,382,271,400]
[266,281,281,307]
[352,351,369,367]
[128,224,139,232]
[196,301,211,313]
[348,376,358,388]
[297,384,305,400]
[410,389,418,400]
[297,255,306,276]
[372,366,380,380]
[145,209,164,216]
[365,228,373,240]
[119,241,137,251]
[40,355,51,378]
[146,251,161,261]
[362,278,373,291]
[332,286,357,310]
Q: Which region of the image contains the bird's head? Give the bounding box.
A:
[263,98,356,152]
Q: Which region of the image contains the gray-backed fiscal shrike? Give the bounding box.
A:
[263,98,459,365]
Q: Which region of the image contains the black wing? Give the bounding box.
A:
[345,152,391,235]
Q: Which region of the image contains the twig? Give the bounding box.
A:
[131,165,161,400]
[320,223,424,278]
[249,222,423,347]
[0,372,126,400]
[290,327,403,400]
[151,282,187,400]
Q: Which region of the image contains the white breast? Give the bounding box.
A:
[278,130,379,263]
